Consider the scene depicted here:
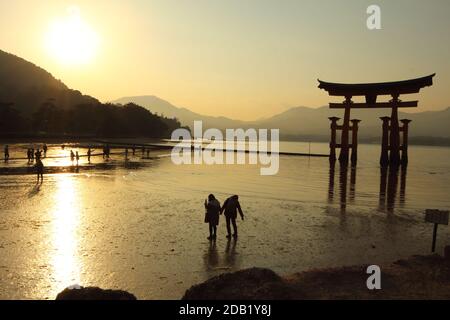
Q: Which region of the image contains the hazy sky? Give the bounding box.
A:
[1,0,449,120]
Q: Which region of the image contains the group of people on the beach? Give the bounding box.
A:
[4,143,152,163]
[70,150,80,164]
[26,144,47,163]
[3,143,153,184]
[204,194,244,241]
[3,144,48,162]
[125,145,151,159]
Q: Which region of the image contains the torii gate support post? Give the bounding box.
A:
[350,119,361,165]
[389,95,401,166]
[400,119,412,166]
[328,117,340,163]
[339,96,352,165]
[380,117,390,167]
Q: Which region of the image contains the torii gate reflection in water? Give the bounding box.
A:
[318,74,435,167]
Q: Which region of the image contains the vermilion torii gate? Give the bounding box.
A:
[318,74,435,166]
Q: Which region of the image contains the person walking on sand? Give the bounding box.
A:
[204,194,221,241]
[35,158,44,183]
[4,145,9,161]
[221,195,244,239]
[35,149,42,161]
[70,150,75,163]
[28,148,33,162]
[75,151,80,165]
[87,147,92,163]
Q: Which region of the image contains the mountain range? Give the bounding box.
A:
[0,50,180,137]
[113,96,450,142]
[1,47,448,143]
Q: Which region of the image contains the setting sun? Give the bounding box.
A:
[45,6,99,65]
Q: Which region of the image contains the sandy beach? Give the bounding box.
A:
[1,142,450,299]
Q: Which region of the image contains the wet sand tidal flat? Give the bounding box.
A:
[1,142,450,299]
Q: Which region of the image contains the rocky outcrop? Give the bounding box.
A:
[183,268,295,300]
[56,286,137,300]
[183,253,450,300]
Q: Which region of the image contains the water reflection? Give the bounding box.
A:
[51,175,81,295]
[328,163,408,214]
[203,239,239,275]
[224,239,238,266]
[203,241,219,274]
[328,163,356,213]
[379,166,408,213]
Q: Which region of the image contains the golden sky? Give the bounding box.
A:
[1,0,450,120]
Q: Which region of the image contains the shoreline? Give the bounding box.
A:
[2,136,450,149]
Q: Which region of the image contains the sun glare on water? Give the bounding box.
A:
[45,6,99,65]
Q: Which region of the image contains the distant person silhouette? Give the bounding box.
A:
[70,150,75,163]
[125,148,129,159]
[31,148,35,160]
[43,144,48,157]
[35,158,44,183]
[76,151,80,165]
[204,194,221,241]
[87,148,93,163]
[35,149,42,161]
[146,149,150,158]
[103,145,110,159]
[221,195,244,239]
[27,149,31,162]
[4,145,9,161]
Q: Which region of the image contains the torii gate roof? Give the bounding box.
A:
[318,74,435,97]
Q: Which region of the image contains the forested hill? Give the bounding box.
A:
[0,50,181,138]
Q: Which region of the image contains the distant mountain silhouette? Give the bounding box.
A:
[0,49,98,114]
[113,95,450,142]
[0,50,180,138]
[113,95,246,130]
[254,106,450,140]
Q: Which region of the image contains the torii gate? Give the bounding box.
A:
[318,74,435,166]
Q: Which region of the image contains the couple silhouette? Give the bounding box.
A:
[204,194,244,241]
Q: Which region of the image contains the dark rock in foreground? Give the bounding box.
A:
[183,268,295,300]
[183,253,450,300]
[56,286,137,300]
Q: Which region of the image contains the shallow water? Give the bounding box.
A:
[0,142,449,299]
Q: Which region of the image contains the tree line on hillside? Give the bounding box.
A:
[0,101,183,138]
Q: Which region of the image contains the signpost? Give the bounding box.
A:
[424,209,449,253]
